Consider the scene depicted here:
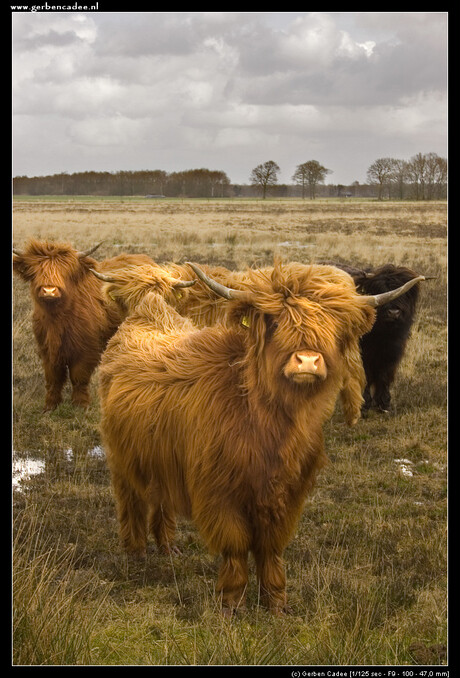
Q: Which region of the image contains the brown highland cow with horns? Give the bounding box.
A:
[93,260,370,426]
[13,239,167,410]
[97,261,423,614]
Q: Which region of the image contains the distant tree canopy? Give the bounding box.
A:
[292,160,332,199]
[249,161,281,199]
[366,153,447,200]
[13,152,447,199]
[12,168,231,198]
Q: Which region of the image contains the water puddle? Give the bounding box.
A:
[393,458,445,478]
[277,241,315,248]
[393,458,415,477]
[12,458,45,489]
[12,446,105,492]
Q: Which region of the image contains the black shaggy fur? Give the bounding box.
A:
[335,263,420,412]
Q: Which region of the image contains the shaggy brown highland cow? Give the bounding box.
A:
[98,261,423,614]
[93,261,370,426]
[94,259,424,426]
[13,239,156,410]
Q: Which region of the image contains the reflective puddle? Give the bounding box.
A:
[12,446,105,492]
[12,457,45,488]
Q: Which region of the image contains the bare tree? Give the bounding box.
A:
[405,152,447,200]
[292,160,332,199]
[406,152,428,200]
[366,158,398,200]
[249,161,280,199]
[424,153,448,200]
[389,159,409,200]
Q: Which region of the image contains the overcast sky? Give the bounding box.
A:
[12,11,448,186]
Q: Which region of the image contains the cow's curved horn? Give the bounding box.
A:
[362,275,425,307]
[13,247,24,257]
[90,267,196,289]
[78,242,104,258]
[173,279,197,289]
[185,262,252,301]
[89,268,120,283]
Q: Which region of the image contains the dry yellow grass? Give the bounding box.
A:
[12,197,447,666]
[13,197,446,272]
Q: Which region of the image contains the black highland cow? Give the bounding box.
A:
[335,263,421,412]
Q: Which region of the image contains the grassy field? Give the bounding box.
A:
[12,197,447,667]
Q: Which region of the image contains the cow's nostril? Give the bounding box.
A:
[40,286,60,298]
[284,350,327,382]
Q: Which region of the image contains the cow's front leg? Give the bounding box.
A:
[43,361,67,411]
[373,365,397,412]
[362,383,373,411]
[69,360,94,408]
[253,548,288,614]
[217,551,249,615]
[373,380,392,412]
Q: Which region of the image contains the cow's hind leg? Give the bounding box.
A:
[111,470,148,558]
[149,501,180,555]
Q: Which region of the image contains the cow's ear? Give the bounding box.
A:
[13,254,31,280]
[78,255,99,272]
[230,302,277,347]
[351,273,368,293]
[227,302,262,334]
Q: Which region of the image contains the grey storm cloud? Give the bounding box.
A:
[12,11,447,185]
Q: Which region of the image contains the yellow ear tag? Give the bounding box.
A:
[173,289,183,300]
[241,315,251,328]
[109,291,117,301]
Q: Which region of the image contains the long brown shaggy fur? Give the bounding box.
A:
[98,261,375,613]
[13,238,154,410]
[98,260,369,426]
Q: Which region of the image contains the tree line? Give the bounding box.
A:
[12,168,231,199]
[366,153,447,200]
[250,153,447,200]
[13,152,446,200]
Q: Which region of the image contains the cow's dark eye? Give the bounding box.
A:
[264,315,278,340]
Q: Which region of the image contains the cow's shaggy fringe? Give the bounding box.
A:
[98,261,375,613]
[98,260,369,426]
